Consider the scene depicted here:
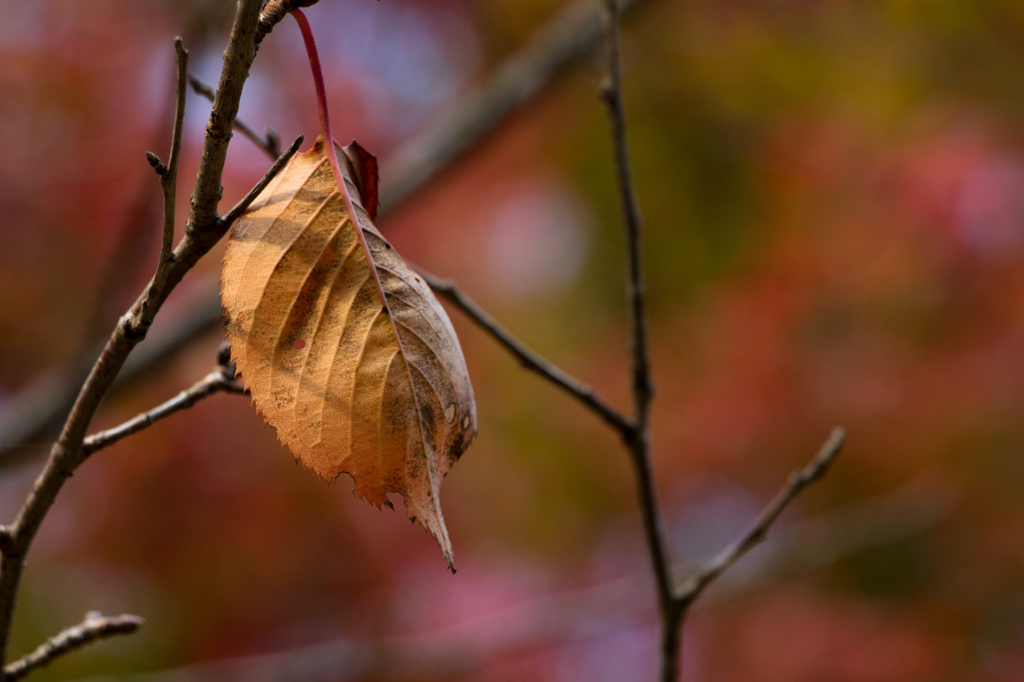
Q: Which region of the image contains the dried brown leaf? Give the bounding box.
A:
[221,136,476,569]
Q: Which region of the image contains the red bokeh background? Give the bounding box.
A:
[3,1,1024,680]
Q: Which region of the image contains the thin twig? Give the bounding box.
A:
[219,135,304,228]
[0,0,266,664]
[82,370,246,458]
[187,74,282,158]
[79,84,174,354]
[3,612,143,682]
[599,1,680,680]
[159,40,188,276]
[416,269,632,438]
[678,427,846,606]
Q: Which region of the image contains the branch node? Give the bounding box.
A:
[145,152,167,176]
[217,338,233,368]
[120,314,147,342]
[256,0,320,47]
[265,127,282,157]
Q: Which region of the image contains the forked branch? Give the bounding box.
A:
[597,2,847,680]
[0,0,267,667]
[598,1,680,679]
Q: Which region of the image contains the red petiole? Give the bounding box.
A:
[290,9,394,325]
[290,9,356,220]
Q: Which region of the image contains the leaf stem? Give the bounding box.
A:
[291,8,456,571]
[291,10,392,319]
[291,9,387,314]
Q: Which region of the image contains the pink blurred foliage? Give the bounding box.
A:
[702,589,947,682]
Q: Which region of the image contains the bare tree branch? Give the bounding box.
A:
[0,0,266,663]
[416,269,632,438]
[678,427,846,606]
[81,369,245,459]
[3,613,143,682]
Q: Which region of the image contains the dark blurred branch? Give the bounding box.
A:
[3,612,143,682]
[416,269,632,437]
[0,294,226,470]
[0,0,658,469]
[82,368,246,459]
[192,0,655,213]
[678,427,846,606]
[381,0,647,210]
[0,0,267,665]
[187,74,281,158]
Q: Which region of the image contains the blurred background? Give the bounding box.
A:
[2,0,1024,680]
